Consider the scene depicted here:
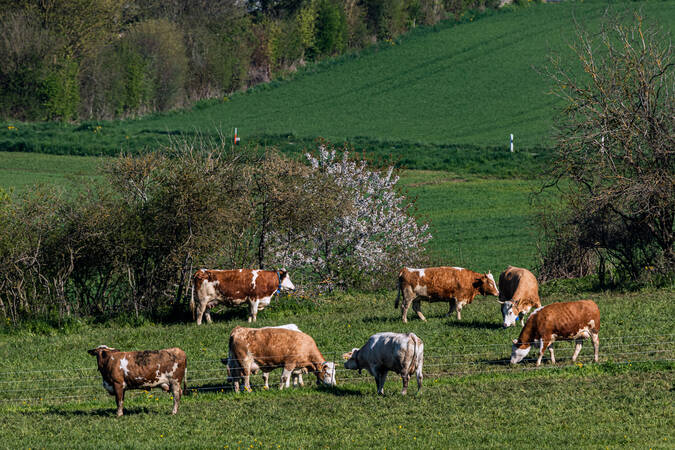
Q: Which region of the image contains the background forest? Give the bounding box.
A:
[0,0,503,121]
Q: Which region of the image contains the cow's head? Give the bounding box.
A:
[87,345,118,368]
[510,338,531,364]
[278,269,295,291]
[317,361,336,386]
[498,300,520,328]
[474,272,499,297]
[343,348,362,373]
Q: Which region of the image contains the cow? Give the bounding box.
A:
[510,300,600,366]
[220,324,306,389]
[87,345,186,417]
[190,268,295,325]
[226,326,336,392]
[497,266,542,328]
[395,266,499,323]
[343,332,424,396]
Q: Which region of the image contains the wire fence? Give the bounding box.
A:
[1,334,672,405]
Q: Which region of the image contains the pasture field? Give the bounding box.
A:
[0,287,673,448]
[2,0,673,161]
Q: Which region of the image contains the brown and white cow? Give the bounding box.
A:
[510,300,600,366]
[190,268,295,325]
[87,345,186,416]
[220,324,306,389]
[497,266,542,328]
[343,332,424,396]
[395,266,499,323]
[225,326,336,392]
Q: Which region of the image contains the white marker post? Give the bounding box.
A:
[510,133,514,153]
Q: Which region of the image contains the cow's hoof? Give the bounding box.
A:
[263,386,269,391]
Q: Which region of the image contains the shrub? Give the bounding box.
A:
[538,13,674,283]
[269,143,432,290]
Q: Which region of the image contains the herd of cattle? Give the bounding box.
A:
[88,265,601,416]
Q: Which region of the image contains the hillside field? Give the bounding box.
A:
[2,0,673,166]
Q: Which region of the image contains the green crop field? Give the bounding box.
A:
[2,0,673,167]
[0,287,673,448]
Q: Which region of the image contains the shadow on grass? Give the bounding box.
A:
[360,315,402,324]
[445,319,503,330]
[22,405,152,417]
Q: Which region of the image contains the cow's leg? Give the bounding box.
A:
[591,332,599,363]
[297,373,304,387]
[401,372,410,396]
[375,369,388,395]
[204,307,213,324]
[536,338,547,366]
[548,344,556,364]
[400,286,415,323]
[113,383,125,417]
[195,301,207,326]
[280,368,293,390]
[248,300,259,323]
[520,312,525,327]
[412,298,427,322]
[572,339,584,362]
[447,299,456,317]
[170,380,181,415]
[242,362,252,392]
[262,372,270,390]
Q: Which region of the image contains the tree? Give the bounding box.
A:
[270,143,431,290]
[539,13,674,282]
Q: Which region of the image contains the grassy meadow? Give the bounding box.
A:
[0,288,673,448]
[2,0,674,162]
[1,0,674,447]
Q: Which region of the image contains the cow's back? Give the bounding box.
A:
[362,333,414,374]
[531,300,600,338]
[401,267,472,298]
[499,266,540,305]
[230,326,322,367]
[108,348,186,389]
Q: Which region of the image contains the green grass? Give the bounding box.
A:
[2,0,673,169]
[0,152,104,194]
[0,287,673,448]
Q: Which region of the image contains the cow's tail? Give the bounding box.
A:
[189,273,197,320]
[408,332,424,394]
[395,272,403,309]
[183,366,188,392]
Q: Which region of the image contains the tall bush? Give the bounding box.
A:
[270,143,432,290]
[538,13,674,283]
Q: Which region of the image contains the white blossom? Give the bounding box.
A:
[269,146,431,289]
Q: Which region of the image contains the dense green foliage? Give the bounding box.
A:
[0,0,498,121]
[0,287,672,447]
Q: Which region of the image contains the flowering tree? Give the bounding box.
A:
[270,144,432,290]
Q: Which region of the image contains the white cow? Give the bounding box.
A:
[343,332,424,395]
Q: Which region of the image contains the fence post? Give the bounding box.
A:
[510,133,514,153]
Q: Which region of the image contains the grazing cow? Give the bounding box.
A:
[497,266,542,328]
[190,268,295,325]
[220,324,306,389]
[226,326,336,392]
[395,266,499,323]
[343,332,424,395]
[510,300,600,366]
[87,345,186,417]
